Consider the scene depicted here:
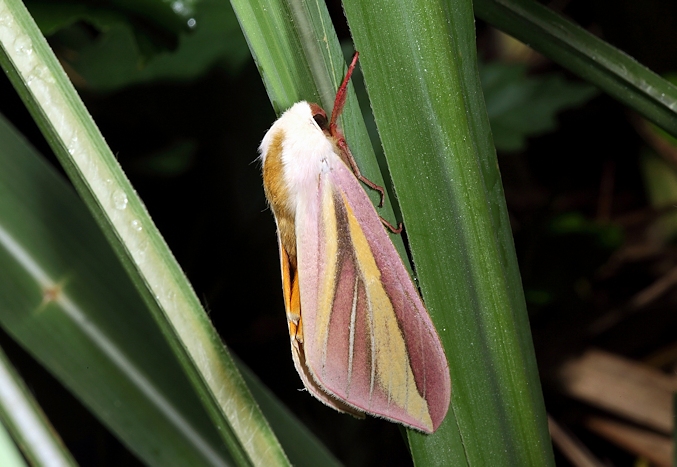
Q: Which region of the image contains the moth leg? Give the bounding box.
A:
[281,244,303,342]
[336,138,386,207]
[340,149,404,233]
[379,216,403,234]
[289,269,303,344]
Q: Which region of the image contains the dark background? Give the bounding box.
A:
[2,0,677,465]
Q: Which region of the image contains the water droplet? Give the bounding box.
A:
[14,36,32,55]
[187,18,196,29]
[113,190,128,210]
[134,243,148,265]
[0,23,12,42]
[26,74,52,104]
[26,66,54,87]
[131,219,142,231]
[67,135,79,155]
[171,0,188,15]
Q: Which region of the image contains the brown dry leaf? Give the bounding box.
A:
[559,349,677,433]
[585,416,672,467]
[548,415,604,467]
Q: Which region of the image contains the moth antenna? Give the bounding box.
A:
[329,51,359,133]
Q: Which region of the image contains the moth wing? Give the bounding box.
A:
[276,209,363,417]
[296,159,451,433]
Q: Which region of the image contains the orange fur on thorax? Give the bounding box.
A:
[262,129,297,265]
[262,129,303,340]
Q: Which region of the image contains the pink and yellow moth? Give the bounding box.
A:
[258,52,450,433]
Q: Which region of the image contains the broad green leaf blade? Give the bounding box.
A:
[0,345,77,467]
[474,0,677,139]
[231,0,351,113]
[0,112,233,466]
[0,1,286,465]
[344,0,554,464]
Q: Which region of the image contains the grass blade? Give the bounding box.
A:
[475,0,677,138]
[0,344,76,466]
[0,421,26,467]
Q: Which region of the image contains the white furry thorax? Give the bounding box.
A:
[259,101,338,207]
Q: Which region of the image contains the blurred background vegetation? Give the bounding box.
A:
[1,0,676,465]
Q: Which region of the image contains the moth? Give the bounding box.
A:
[259,52,450,433]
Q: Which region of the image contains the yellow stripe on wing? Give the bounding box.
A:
[316,181,340,369]
[341,193,433,431]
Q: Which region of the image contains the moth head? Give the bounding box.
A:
[309,103,329,133]
[259,101,333,164]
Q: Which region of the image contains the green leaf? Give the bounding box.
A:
[475,0,677,139]
[0,344,77,467]
[0,112,233,466]
[0,421,27,467]
[29,0,250,90]
[0,0,287,464]
[27,0,196,38]
[343,0,553,464]
[481,61,598,152]
[237,361,342,467]
[27,1,133,36]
